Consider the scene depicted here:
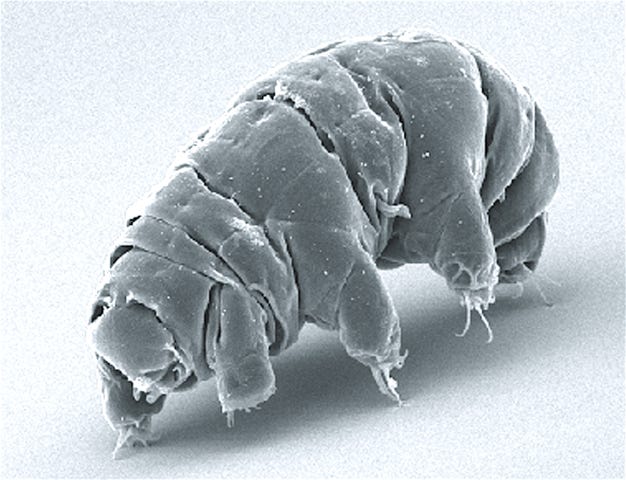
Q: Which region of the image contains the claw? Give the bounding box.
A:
[369,350,408,407]
[455,291,473,338]
[456,290,495,344]
[370,365,402,406]
[112,420,160,460]
[475,304,494,344]
[226,410,235,428]
[529,274,554,307]
[534,271,561,287]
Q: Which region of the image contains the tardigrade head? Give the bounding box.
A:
[87,299,191,402]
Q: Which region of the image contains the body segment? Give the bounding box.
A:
[87,30,559,456]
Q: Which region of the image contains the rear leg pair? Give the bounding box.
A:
[422,193,553,343]
[381,164,555,344]
[495,212,556,306]
[446,210,551,344]
[392,192,552,345]
[379,60,557,342]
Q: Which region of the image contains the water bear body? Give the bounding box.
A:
[87,31,558,456]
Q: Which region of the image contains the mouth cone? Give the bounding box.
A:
[87,302,179,387]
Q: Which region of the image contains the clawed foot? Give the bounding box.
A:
[455,290,495,344]
[113,419,160,459]
[369,349,409,407]
[528,273,555,307]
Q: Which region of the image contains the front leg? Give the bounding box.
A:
[206,285,276,425]
[95,356,166,459]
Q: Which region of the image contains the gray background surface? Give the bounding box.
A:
[1,1,624,478]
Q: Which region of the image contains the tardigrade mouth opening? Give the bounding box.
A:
[131,346,193,403]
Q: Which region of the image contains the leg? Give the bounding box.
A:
[376,57,498,300]
[488,105,559,247]
[96,355,166,459]
[336,252,407,404]
[431,189,499,304]
[432,190,499,343]
[378,45,489,268]
[496,213,547,284]
[208,285,276,423]
[377,70,498,339]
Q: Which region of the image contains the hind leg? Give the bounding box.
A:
[488,105,559,247]
[431,189,499,305]
[336,251,407,404]
[496,212,548,284]
[375,60,497,304]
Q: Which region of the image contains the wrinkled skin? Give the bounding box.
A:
[87,30,558,457]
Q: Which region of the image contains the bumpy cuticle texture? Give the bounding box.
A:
[87,30,559,457]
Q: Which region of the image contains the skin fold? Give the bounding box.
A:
[87,30,559,457]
